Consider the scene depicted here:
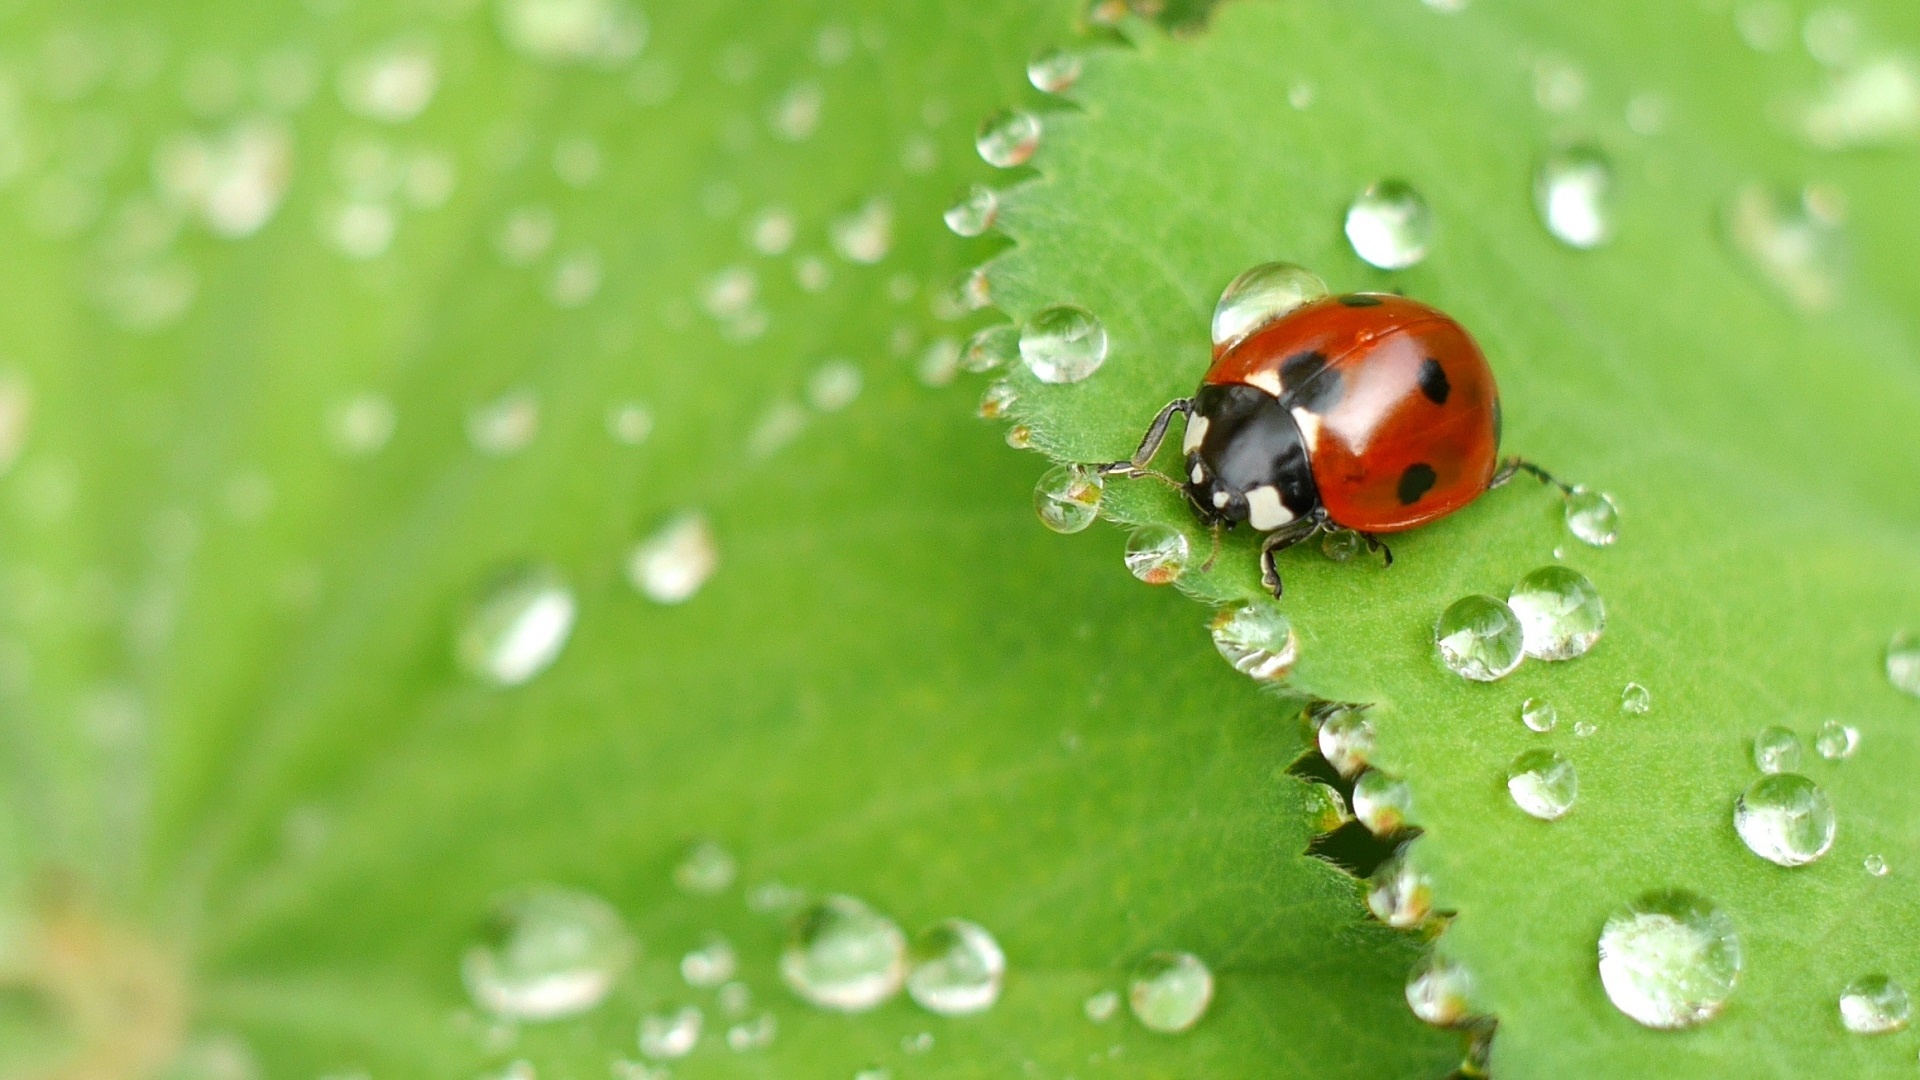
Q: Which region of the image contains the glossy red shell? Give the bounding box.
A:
[1202,294,1500,533]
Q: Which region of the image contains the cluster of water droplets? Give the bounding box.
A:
[1434,564,1604,682]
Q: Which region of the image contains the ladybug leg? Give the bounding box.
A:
[1492,456,1574,495]
[1361,533,1395,568]
[1259,518,1323,597]
[1096,398,1193,479]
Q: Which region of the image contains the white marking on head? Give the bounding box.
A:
[1243,370,1282,396]
[1212,490,1231,509]
[1290,406,1323,454]
[1190,463,1205,484]
[1182,414,1210,455]
[1245,485,1295,530]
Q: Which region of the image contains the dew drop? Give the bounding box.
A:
[1434,595,1525,682]
[1083,989,1120,1023]
[769,81,824,142]
[1734,773,1836,867]
[497,206,557,265]
[468,389,540,456]
[829,198,893,265]
[327,392,396,457]
[807,361,863,413]
[1574,720,1598,737]
[1352,770,1413,836]
[1302,781,1351,833]
[976,109,1041,168]
[338,39,438,123]
[457,564,577,687]
[1752,725,1802,773]
[1344,181,1433,270]
[1367,848,1433,928]
[942,184,999,238]
[606,402,654,445]
[1840,975,1911,1034]
[1535,146,1615,250]
[747,207,795,256]
[462,886,634,1021]
[1316,706,1375,778]
[1319,528,1366,562]
[1127,952,1213,1034]
[1796,55,1920,151]
[1865,853,1890,877]
[1405,953,1474,1027]
[1507,565,1605,661]
[681,936,738,988]
[1123,524,1190,585]
[1563,487,1620,546]
[906,920,1005,1016]
[978,380,1018,420]
[1814,719,1858,760]
[725,1012,777,1051]
[1209,262,1328,356]
[549,248,603,308]
[1033,465,1102,534]
[917,338,962,388]
[1886,631,1920,697]
[1597,890,1741,1030]
[962,324,1020,373]
[781,895,907,1013]
[628,513,719,605]
[1620,682,1652,715]
[1019,305,1108,384]
[1288,80,1315,110]
[1520,697,1558,733]
[1210,603,1298,682]
[1722,184,1845,314]
[638,1005,702,1059]
[496,0,647,65]
[1027,48,1083,94]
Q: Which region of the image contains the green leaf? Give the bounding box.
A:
[0,1,1459,1077]
[986,0,1920,1074]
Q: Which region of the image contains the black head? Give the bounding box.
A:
[1182,383,1321,531]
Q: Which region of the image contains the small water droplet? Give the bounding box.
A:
[1288,80,1316,109]
[1123,525,1190,585]
[900,1031,934,1054]
[628,513,719,604]
[1535,146,1615,250]
[1723,184,1846,314]
[462,886,634,1021]
[1319,528,1366,562]
[457,564,577,686]
[549,248,603,308]
[1507,565,1605,661]
[1367,848,1433,928]
[963,324,1020,373]
[468,389,540,456]
[496,0,647,65]
[1521,697,1558,733]
[638,1005,702,1059]
[906,920,1005,1016]
[769,81,824,142]
[1027,48,1083,94]
[1620,682,1652,715]
[1533,55,1588,113]
[1886,632,1920,697]
[1209,262,1328,356]
[807,361,863,413]
[1127,952,1213,1034]
[1353,770,1412,835]
[830,198,893,264]
[1797,55,1920,150]
[781,895,907,1013]
[681,936,738,988]
[978,380,1018,420]
[327,392,396,457]
[943,185,999,238]
[1004,424,1032,449]
[1083,989,1121,1023]
[1574,720,1598,737]
[1302,781,1351,833]
[1752,725,1802,773]
[1815,719,1859,760]
[1563,487,1620,546]
[1345,180,1433,270]
[1316,706,1375,778]
[338,38,438,123]
[497,205,557,265]
[1839,975,1911,1034]
[1020,305,1108,384]
[607,402,654,445]
[1737,0,1794,52]
[724,1012,777,1051]
[1597,890,1742,1030]
[1434,595,1525,681]
[1508,749,1578,820]
[1405,953,1474,1027]
[1033,465,1102,533]
[976,109,1042,168]
[1210,603,1298,682]
[1865,853,1890,876]
[1734,773,1836,866]
[717,981,752,1017]
[917,338,962,388]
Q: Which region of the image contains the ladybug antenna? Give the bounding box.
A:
[1199,521,1224,573]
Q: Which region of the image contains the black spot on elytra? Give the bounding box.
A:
[1417,357,1450,404]
[1279,350,1343,412]
[1337,294,1383,307]
[1398,463,1437,505]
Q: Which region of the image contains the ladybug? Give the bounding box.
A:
[1101,292,1560,595]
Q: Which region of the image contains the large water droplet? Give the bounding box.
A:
[1352,770,1413,835]
[943,185,998,238]
[462,886,634,1021]
[1815,719,1859,760]
[1344,181,1433,270]
[1020,305,1108,383]
[1405,953,1474,1027]
[1027,48,1083,94]
[638,1005,703,1059]
[976,109,1041,168]
[1316,706,1375,778]
[1209,262,1328,356]
[906,920,1005,1016]
[1123,524,1190,585]
[962,324,1020,373]
[1734,773,1835,866]
[1210,603,1298,681]
[1521,697,1558,733]
[1839,975,1911,1034]
[781,896,907,1013]
[457,564,577,686]
[1596,890,1741,1030]
[1434,595,1525,681]
[1507,565,1605,661]
[1127,952,1213,1034]
[1367,848,1433,928]
[628,513,718,604]
[1535,146,1615,250]
[1033,465,1103,533]
[1886,631,1920,696]
[1564,487,1620,546]
[1723,184,1846,314]
[1507,749,1578,820]
[1752,725,1802,773]
[1797,55,1920,151]
[1620,682,1652,715]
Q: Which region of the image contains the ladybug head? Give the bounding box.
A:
[1183,383,1321,533]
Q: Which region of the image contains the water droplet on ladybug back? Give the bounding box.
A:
[1209,262,1328,355]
